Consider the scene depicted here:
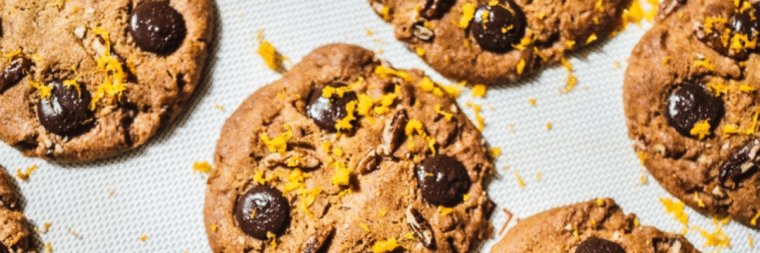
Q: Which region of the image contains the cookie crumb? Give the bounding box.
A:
[36,222,51,234]
[193,161,213,174]
[214,104,225,111]
[536,172,542,181]
[614,61,621,69]
[139,234,148,241]
[257,30,289,74]
[366,29,374,36]
[68,227,81,239]
[16,164,38,181]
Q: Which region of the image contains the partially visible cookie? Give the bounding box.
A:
[624,0,760,226]
[490,198,700,253]
[0,166,36,253]
[369,0,629,84]
[204,44,495,252]
[0,0,213,162]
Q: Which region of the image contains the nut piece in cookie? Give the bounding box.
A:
[205,44,494,252]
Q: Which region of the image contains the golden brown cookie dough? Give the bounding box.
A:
[0,0,213,162]
[0,166,36,253]
[491,199,700,253]
[369,0,630,84]
[204,44,495,252]
[625,0,760,226]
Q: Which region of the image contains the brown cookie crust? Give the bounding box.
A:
[624,0,760,226]
[0,0,213,162]
[204,44,494,252]
[369,0,629,84]
[0,167,36,253]
[490,198,700,253]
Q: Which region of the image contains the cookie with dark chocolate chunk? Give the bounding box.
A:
[624,0,760,227]
[0,166,37,253]
[204,44,494,252]
[368,0,630,84]
[0,0,213,162]
[490,199,700,253]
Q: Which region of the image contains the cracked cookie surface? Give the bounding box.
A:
[624,0,760,226]
[0,0,213,162]
[369,0,629,84]
[204,44,494,253]
[490,199,700,253]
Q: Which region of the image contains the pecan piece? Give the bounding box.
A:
[300,226,334,253]
[406,206,436,249]
[261,149,321,169]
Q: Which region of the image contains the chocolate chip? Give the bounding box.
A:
[0,57,33,92]
[698,3,760,57]
[129,1,186,55]
[576,237,625,253]
[421,0,455,19]
[37,81,93,136]
[234,186,290,240]
[415,155,470,207]
[719,138,760,183]
[664,83,723,138]
[305,85,358,132]
[470,0,526,53]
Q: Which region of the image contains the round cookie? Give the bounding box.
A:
[0,166,37,253]
[0,0,213,162]
[624,0,760,226]
[490,198,700,253]
[204,44,495,252]
[368,0,630,84]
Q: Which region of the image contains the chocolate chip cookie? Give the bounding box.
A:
[369,0,630,84]
[0,0,213,162]
[624,0,760,226]
[0,166,36,253]
[490,199,700,253]
[204,44,495,252]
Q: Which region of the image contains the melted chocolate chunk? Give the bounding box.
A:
[470,0,526,53]
[0,57,33,92]
[698,3,760,57]
[0,243,7,253]
[719,138,760,183]
[234,186,290,240]
[731,3,760,42]
[665,84,723,138]
[129,2,186,55]
[421,0,455,19]
[576,237,625,253]
[37,81,93,136]
[305,85,358,132]
[415,155,470,207]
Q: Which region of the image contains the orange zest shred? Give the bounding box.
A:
[282,169,309,195]
[16,165,38,181]
[516,59,526,75]
[466,102,485,131]
[62,65,82,96]
[560,57,577,93]
[139,234,148,241]
[693,217,731,250]
[193,161,212,174]
[596,198,605,206]
[267,231,277,249]
[434,104,453,121]
[463,193,471,201]
[28,80,52,99]
[90,28,127,110]
[514,170,526,188]
[513,28,534,50]
[380,5,391,21]
[689,119,711,140]
[472,84,487,98]
[260,124,293,156]
[359,222,370,232]
[490,147,502,159]
[375,65,414,82]
[694,192,706,208]
[336,101,358,131]
[621,0,645,26]
[660,197,689,234]
[693,57,716,71]
[586,33,598,44]
[751,211,760,226]
[257,30,289,73]
[417,77,446,98]
[438,206,453,216]
[372,238,404,253]
[331,161,352,187]
[458,3,476,29]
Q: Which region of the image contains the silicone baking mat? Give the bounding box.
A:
[0,0,757,252]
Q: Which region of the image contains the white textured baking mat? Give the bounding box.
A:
[0,0,757,252]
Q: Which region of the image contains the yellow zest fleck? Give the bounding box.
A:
[706,80,730,96]
[470,103,485,131]
[750,231,755,249]
[434,104,453,121]
[211,224,218,232]
[660,197,689,234]
[533,47,548,62]
[634,219,640,227]
[596,198,605,206]
[375,65,414,82]
[693,217,731,250]
[536,172,543,180]
[372,238,404,253]
[693,57,716,71]
[427,138,437,155]
[356,94,376,118]
[565,40,576,49]
[529,98,536,106]
[438,206,453,216]
[253,171,276,185]
[621,0,645,26]
[595,0,605,12]
[62,65,82,96]
[214,104,225,111]
[45,242,53,253]
[267,231,277,249]
[378,209,387,218]
[337,188,352,197]
[298,187,321,218]
[704,16,727,34]
[331,161,352,187]
[2,48,23,63]
[751,211,760,226]
[488,0,500,6]
[32,54,43,62]
[417,77,446,98]
[516,59,526,75]
[257,30,288,73]
[472,84,487,98]
[193,161,212,174]
[739,84,755,93]
[333,147,344,157]
[513,29,534,50]
[287,154,303,167]
[16,165,38,181]
[322,85,352,99]
[586,33,598,44]
[689,119,711,140]
[260,124,293,156]
[139,234,148,241]
[443,82,463,98]
[662,56,671,66]
[405,232,415,240]
[335,101,358,131]
[415,47,426,56]
[381,6,391,21]
[250,208,257,220]
[374,85,402,115]
[490,147,502,159]
[90,28,127,110]
[458,3,476,29]
[514,170,525,188]
[694,192,706,208]
[283,169,310,195]
[546,122,553,130]
[359,222,370,232]
[593,17,599,24]
[366,29,374,36]
[28,80,52,99]
[560,57,577,93]
[463,193,471,201]
[573,225,580,240]
[614,61,621,69]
